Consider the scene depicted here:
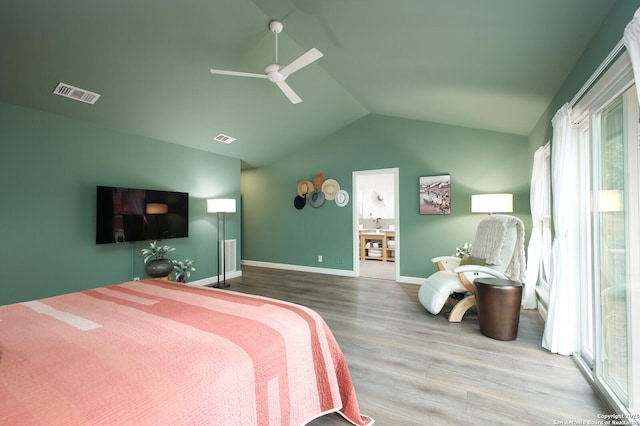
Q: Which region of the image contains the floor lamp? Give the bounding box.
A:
[206,198,236,288]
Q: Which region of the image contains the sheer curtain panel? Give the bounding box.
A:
[523,145,550,309]
[623,8,640,105]
[542,104,580,355]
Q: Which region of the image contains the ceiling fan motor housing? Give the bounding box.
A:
[265,64,284,82]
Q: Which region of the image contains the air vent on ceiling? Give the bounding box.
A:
[214,134,236,144]
[53,82,101,105]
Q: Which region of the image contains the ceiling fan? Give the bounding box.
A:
[210,20,323,104]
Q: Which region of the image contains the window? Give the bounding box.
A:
[573,52,639,417]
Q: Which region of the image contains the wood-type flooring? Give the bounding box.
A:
[225,266,609,425]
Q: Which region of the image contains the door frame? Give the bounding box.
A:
[352,167,400,280]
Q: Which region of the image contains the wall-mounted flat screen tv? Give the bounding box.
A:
[96,186,189,244]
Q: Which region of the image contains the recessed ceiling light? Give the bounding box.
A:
[53,82,101,105]
[214,134,236,144]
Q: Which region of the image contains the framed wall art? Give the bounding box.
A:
[419,174,451,215]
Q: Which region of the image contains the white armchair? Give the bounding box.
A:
[418,215,526,322]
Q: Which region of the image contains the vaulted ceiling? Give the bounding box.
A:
[0,0,617,168]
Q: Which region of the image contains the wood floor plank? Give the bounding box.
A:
[225,266,610,425]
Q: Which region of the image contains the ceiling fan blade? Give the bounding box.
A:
[275,80,302,104]
[279,48,323,78]
[209,69,267,79]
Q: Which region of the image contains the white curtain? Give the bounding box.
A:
[623,8,640,104]
[542,104,580,355]
[523,145,550,309]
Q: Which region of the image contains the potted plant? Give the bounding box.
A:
[141,241,175,278]
[173,259,196,283]
[454,242,472,258]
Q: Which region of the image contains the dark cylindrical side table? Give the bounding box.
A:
[473,277,523,341]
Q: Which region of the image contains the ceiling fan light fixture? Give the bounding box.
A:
[265,67,284,83]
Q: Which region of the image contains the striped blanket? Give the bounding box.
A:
[0,280,373,425]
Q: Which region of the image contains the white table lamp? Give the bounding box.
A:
[471,193,513,214]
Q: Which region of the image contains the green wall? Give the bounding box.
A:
[241,114,530,280]
[0,102,240,304]
[528,0,640,156]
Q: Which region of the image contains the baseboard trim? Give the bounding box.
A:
[241,259,426,285]
[190,270,243,287]
[399,276,425,285]
[241,260,357,277]
[188,261,427,286]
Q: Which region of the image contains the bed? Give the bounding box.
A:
[0,279,373,425]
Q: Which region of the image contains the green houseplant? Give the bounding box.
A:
[454,242,472,258]
[173,259,196,283]
[141,241,175,278]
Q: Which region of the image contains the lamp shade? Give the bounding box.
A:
[207,198,236,213]
[471,194,513,213]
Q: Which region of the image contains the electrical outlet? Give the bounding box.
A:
[318,255,323,263]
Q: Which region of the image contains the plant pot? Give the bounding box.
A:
[145,258,174,278]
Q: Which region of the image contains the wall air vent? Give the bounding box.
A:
[53,82,101,105]
[223,239,237,272]
[214,134,236,144]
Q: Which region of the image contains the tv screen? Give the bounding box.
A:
[96,186,189,244]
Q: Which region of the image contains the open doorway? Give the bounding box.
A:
[352,168,399,281]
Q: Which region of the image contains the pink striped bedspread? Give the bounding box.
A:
[0,280,373,425]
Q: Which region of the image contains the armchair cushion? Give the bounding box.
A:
[470,214,526,282]
[459,254,485,266]
[418,270,468,315]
